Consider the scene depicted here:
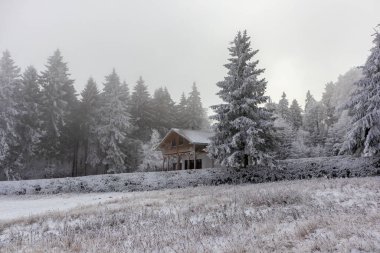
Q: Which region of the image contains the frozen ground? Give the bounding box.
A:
[0,176,379,252]
[0,192,126,221]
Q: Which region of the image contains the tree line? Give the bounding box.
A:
[0,50,209,180]
[209,27,380,168]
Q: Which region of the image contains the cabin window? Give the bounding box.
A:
[184,159,202,169]
[196,159,202,169]
[178,136,184,145]
[171,139,176,147]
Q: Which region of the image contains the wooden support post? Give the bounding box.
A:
[193,144,196,169]
[177,154,180,170]
[162,156,165,171]
[167,155,170,171]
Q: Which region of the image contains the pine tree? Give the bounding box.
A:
[209,31,276,167]
[79,77,100,175]
[184,82,206,130]
[341,26,380,156]
[176,92,188,129]
[38,49,77,160]
[0,50,21,179]
[273,117,293,159]
[277,92,289,120]
[130,76,154,142]
[14,66,42,168]
[152,87,176,136]
[96,69,132,173]
[304,90,315,111]
[288,99,303,130]
[303,91,325,146]
[321,82,337,129]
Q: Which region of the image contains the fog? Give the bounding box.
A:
[1,0,379,109]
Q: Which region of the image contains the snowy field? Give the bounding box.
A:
[0,192,126,221]
[0,176,379,252]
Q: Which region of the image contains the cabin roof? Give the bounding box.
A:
[158,128,213,149]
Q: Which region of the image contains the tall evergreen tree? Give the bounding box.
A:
[175,92,188,129]
[304,90,316,111]
[0,50,21,179]
[209,31,276,167]
[288,99,303,130]
[185,82,206,130]
[341,26,380,156]
[14,66,42,167]
[79,77,100,175]
[321,82,337,129]
[38,49,77,160]
[96,69,132,173]
[152,87,176,136]
[277,92,289,120]
[130,76,153,142]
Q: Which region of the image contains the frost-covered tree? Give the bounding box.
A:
[39,49,77,160]
[209,31,276,167]
[273,117,293,159]
[288,99,302,130]
[303,91,325,146]
[96,69,133,173]
[265,97,277,112]
[139,129,163,171]
[79,77,100,174]
[130,76,154,142]
[0,51,21,179]
[152,87,176,136]
[175,92,188,129]
[321,82,337,128]
[184,82,207,130]
[277,92,289,120]
[13,66,42,168]
[341,27,380,156]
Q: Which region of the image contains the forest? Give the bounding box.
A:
[0,25,379,180]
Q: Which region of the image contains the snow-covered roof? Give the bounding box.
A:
[159,128,213,148]
[172,128,213,144]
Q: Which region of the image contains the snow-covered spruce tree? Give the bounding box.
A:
[209,31,276,167]
[139,129,163,171]
[184,82,208,130]
[130,76,154,142]
[321,82,337,129]
[288,99,302,130]
[273,117,293,160]
[96,69,133,173]
[175,92,188,129]
[0,50,22,180]
[303,91,325,147]
[13,66,43,170]
[277,92,289,120]
[151,87,177,136]
[38,49,77,160]
[341,27,380,156]
[79,77,101,175]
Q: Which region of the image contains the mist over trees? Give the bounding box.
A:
[1,25,379,179]
[0,50,209,180]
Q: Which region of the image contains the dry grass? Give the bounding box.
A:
[0,177,379,252]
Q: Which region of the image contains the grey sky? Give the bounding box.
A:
[0,0,379,111]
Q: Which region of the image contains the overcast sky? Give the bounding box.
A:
[0,0,379,111]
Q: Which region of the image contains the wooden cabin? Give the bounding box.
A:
[156,128,214,170]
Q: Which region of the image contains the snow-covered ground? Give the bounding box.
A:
[0,176,379,252]
[0,192,126,221]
